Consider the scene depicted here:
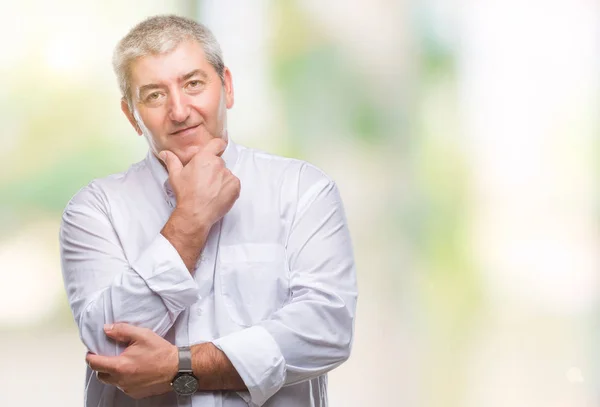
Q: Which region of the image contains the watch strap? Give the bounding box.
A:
[178,346,193,373]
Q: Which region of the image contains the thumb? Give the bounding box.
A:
[158,150,183,176]
[104,323,145,344]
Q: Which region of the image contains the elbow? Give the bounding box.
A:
[339,336,353,364]
[75,290,121,356]
[75,283,183,355]
[76,292,176,355]
[77,305,114,356]
[335,302,356,365]
[334,326,354,366]
[318,306,354,369]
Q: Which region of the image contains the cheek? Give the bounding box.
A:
[217,93,227,120]
[192,90,223,118]
[139,110,166,136]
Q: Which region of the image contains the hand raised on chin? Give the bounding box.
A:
[158,138,241,271]
[159,137,241,229]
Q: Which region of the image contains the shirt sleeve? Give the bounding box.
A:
[60,182,199,356]
[213,166,358,406]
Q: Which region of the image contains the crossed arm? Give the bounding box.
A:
[87,323,246,399]
[60,167,357,405]
[83,204,247,400]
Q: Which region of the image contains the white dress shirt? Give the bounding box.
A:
[59,138,358,407]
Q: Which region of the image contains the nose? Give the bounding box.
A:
[168,90,191,123]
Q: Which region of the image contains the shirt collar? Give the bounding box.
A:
[146,136,239,200]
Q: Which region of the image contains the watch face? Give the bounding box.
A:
[172,373,199,396]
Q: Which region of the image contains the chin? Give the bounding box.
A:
[169,134,220,165]
[176,150,196,167]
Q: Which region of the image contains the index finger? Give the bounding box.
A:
[86,352,120,374]
[203,137,227,157]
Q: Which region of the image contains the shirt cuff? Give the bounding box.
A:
[213,325,286,406]
[131,233,199,314]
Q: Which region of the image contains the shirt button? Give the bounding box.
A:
[196,307,203,316]
[195,256,204,269]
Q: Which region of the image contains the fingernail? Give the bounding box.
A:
[159,151,166,161]
[104,324,114,331]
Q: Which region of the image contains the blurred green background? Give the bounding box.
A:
[0,1,598,406]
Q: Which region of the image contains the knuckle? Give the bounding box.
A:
[122,362,134,376]
[114,359,126,374]
[215,138,226,148]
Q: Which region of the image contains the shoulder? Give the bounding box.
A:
[235,143,334,188]
[62,158,148,216]
[234,144,339,218]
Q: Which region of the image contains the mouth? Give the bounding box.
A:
[170,124,200,136]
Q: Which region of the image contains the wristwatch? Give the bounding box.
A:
[171,346,199,396]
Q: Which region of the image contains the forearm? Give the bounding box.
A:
[76,234,200,354]
[260,294,355,386]
[161,207,210,271]
[190,342,247,391]
[61,196,200,356]
[213,293,355,389]
[209,177,357,405]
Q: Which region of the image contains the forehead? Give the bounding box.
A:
[129,40,214,87]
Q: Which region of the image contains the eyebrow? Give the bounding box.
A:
[181,69,208,82]
[138,69,209,97]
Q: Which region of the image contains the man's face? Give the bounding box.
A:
[122,39,234,166]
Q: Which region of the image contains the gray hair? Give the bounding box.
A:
[113,15,225,106]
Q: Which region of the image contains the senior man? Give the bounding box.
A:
[60,14,357,407]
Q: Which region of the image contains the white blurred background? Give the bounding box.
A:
[0,1,598,406]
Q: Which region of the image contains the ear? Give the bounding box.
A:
[121,98,143,136]
[222,67,234,109]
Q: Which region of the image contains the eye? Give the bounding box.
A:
[145,92,162,102]
[187,80,203,89]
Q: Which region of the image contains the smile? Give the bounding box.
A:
[170,124,200,136]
